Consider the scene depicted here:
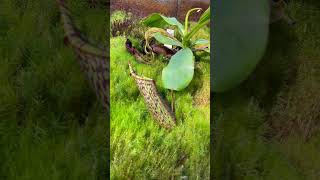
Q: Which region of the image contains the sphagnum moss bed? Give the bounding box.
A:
[110,11,210,179]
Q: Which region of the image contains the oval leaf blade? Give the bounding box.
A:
[213,0,269,92]
[153,32,183,47]
[162,48,194,91]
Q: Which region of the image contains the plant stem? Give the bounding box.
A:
[171,90,175,113]
[184,20,210,42]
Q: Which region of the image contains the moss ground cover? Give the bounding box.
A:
[110,11,210,179]
[0,0,108,179]
[213,0,320,179]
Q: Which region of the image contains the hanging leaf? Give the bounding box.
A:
[143,13,185,35]
[162,48,194,91]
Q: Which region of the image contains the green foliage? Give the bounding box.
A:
[143,8,210,91]
[110,36,210,179]
[0,0,107,179]
[183,8,210,46]
[143,13,185,35]
[111,10,128,23]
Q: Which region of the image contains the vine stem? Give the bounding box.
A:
[171,90,175,113]
[184,8,202,34]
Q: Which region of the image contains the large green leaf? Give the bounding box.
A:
[162,48,194,91]
[143,13,185,35]
[153,32,183,47]
[213,0,269,92]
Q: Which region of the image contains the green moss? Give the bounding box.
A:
[111,10,130,23]
[110,33,210,179]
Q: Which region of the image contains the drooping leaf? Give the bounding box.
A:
[153,32,183,47]
[144,27,172,53]
[162,48,194,91]
[143,13,185,35]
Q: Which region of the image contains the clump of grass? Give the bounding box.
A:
[213,98,301,179]
[270,57,320,139]
[111,18,135,37]
[111,10,129,23]
[269,0,320,140]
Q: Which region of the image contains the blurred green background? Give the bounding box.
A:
[0,0,108,179]
[213,0,320,179]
